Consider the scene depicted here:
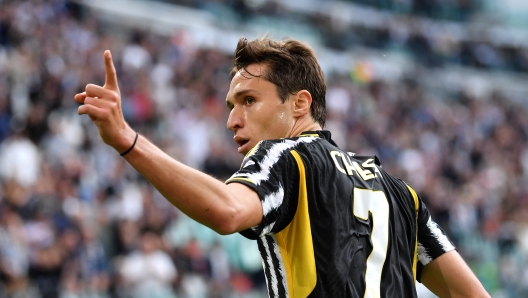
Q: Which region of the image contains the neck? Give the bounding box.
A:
[288,117,322,138]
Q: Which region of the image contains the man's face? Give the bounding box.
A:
[226,63,296,155]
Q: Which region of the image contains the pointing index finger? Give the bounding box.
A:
[104,50,118,90]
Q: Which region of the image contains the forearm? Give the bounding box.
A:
[421,251,490,298]
[76,51,261,234]
[121,134,243,233]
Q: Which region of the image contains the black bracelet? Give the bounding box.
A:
[120,132,139,156]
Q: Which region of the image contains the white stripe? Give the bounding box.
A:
[253,221,276,236]
[243,160,255,168]
[231,137,317,185]
[426,217,455,252]
[262,237,279,297]
[250,185,283,236]
[418,217,455,266]
[417,242,433,265]
[269,235,289,297]
[262,185,285,216]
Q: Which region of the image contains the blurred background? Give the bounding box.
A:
[0,0,527,297]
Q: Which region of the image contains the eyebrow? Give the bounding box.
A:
[225,89,256,106]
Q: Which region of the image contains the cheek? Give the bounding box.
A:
[276,111,290,125]
[246,103,293,136]
[269,109,294,135]
[277,111,286,122]
[244,103,268,128]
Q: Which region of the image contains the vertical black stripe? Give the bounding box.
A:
[258,237,276,297]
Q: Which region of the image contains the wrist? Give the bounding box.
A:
[112,128,138,154]
[120,132,139,156]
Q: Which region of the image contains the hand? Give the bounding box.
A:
[75,50,136,153]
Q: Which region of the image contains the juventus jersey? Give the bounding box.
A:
[226,131,455,298]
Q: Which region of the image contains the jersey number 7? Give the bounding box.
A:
[353,188,390,298]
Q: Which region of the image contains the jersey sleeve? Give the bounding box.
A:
[225,140,300,240]
[415,193,456,282]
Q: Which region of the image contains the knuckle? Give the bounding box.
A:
[108,91,118,101]
[85,84,96,95]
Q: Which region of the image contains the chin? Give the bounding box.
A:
[238,141,256,156]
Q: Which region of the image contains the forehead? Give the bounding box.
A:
[235,63,267,79]
[228,64,269,94]
[230,64,267,90]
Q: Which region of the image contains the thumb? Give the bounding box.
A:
[103,50,119,90]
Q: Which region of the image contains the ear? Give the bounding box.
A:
[292,90,312,118]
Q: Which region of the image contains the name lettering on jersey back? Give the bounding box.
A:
[330,151,383,180]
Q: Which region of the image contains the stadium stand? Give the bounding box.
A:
[0,0,527,297]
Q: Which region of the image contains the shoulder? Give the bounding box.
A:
[242,135,322,163]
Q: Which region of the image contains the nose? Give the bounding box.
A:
[226,107,243,131]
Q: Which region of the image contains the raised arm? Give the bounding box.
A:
[420,250,490,298]
[75,51,262,234]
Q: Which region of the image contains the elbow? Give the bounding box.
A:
[211,220,239,236]
[211,217,235,235]
[205,186,261,235]
[208,207,244,235]
[214,225,237,236]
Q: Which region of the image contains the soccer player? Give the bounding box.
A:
[75,36,490,297]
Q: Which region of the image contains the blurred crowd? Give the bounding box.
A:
[0,0,527,297]
[167,0,482,21]
[168,0,528,73]
[345,0,482,21]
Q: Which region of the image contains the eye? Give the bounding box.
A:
[245,97,255,105]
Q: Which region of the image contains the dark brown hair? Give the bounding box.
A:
[231,36,326,127]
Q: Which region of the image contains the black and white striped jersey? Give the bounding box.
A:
[225,130,455,298]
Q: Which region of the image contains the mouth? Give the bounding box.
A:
[234,136,250,153]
